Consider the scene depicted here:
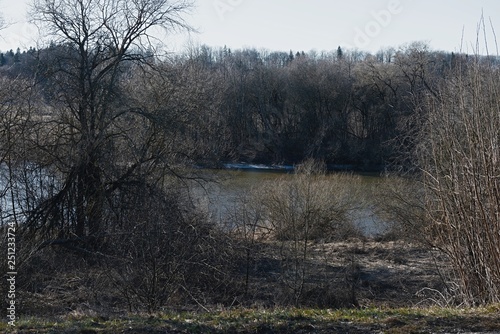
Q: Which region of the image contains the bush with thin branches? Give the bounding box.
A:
[241,159,362,306]
[418,57,500,305]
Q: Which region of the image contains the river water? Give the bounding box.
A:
[1,163,391,236]
[189,168,388,237]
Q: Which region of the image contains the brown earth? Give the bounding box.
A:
[243,239,452,309]
[320,239,450,308]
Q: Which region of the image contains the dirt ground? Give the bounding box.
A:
[245,239,451,308]
[320,240,450,307]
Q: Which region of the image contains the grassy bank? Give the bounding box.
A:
[3,305,500,333]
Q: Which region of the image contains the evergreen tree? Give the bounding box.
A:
[13,48,21,63]
[450,52,456,69]
[337,46,343,60]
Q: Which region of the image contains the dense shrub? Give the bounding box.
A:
[418,59,500,305]
[9,183,243,315]
[256,159,362,242]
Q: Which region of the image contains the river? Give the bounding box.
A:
[1,163,392,237]
[189,167,389,237]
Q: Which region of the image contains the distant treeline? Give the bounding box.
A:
[1,42,494,170]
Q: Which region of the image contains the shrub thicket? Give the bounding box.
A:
[418,58,500,306]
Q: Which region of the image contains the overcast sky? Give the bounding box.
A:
[1,0,500,54]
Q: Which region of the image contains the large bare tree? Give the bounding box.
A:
[24,0,193,248]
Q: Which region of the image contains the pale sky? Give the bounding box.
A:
[1,0,500,55]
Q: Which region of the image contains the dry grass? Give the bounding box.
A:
[3,237,498,333]
[3,305,499,333]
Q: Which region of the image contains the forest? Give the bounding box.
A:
[0,0,499,332]
[1,40,476,171]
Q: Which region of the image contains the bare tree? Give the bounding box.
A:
[23,0,193,248]
[0,76,38,222]
[0,2,7,32]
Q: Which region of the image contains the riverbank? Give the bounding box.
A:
[233,239,449,309]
